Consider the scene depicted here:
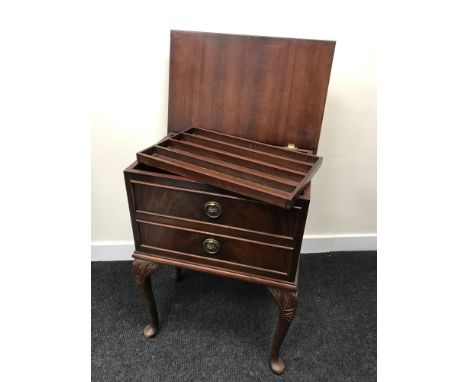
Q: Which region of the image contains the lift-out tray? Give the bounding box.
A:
[136,127,322,209]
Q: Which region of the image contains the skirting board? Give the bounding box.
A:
[91,234,377,261]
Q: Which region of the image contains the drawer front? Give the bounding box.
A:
[131,180,299,237]
[136,219,292,278]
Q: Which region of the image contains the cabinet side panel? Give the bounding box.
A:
[124,171,141,247]
[288,198,310,281]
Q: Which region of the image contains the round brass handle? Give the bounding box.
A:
[204,201,222,219]
[203,238,220,255]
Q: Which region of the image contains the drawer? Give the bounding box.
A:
[131,180,299,237]
[135,214,292,279]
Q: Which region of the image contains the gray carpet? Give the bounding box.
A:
[92,252,376,381]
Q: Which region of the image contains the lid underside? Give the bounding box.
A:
[167,30,335,153]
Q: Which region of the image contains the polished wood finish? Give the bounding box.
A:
[125,30,335,374]
[134,251,299,291]
[132,259,159,339]
[130,172,302,237]
[125,161,308,284]
[134,210,293,248]
[168,30,335,153]
[268,287,299,375]
[125,161,309,372]
[137,216,292,275]
[137,127,322,209]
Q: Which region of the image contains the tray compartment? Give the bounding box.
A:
[188,128,315,163]
[160,139,306,182]
[137,127,322,209]
[175,133,312,173]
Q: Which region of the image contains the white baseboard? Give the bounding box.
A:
[91,241,135,261]
[300,234,377,253]
[91,234,376,261]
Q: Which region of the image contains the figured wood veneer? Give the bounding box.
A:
[168,30,335,153]
[124,161,309,284]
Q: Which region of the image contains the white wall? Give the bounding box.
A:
[91,1,376,246]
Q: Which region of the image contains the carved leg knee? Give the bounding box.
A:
[132,259,159,339]
[268,287,298,375]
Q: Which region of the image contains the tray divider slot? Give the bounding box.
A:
[136,151,294,208]
[178,133,313,173]
[137,127,323,209]
[164,138,306,182]
[150,145,298,192]
[190,127,315,162]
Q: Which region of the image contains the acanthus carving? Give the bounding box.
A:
[132,259,158,288]
[268,288,298,322]
[132,258,160,338]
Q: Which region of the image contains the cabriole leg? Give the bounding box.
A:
[132,259,159,339]
[267,287,298,375]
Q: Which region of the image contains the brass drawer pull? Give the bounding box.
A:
[204,201,222,219]
[203,238,220,255]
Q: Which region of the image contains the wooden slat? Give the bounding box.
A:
[178,133,313,173]
[150,145,297,191]
[190,127,315,162]
[164,138,306,181]
[137,152,296,209]
[137,128,322,209]
[291,156,323,197]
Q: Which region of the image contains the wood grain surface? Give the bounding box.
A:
[168,30,335,153]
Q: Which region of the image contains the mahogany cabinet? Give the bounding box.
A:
[124,30,335,375]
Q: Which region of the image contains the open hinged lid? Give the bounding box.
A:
[168,30,335,153]
[138,31,335,209]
